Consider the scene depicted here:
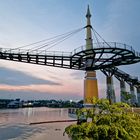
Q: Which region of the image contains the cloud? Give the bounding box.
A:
[0,67,61,86]
[0,61,84,100]
[0,81,82,96]
[70,71,84,80]
[0,0,139,102]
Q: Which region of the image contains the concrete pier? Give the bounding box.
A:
[120,79,126,102]
[130,84,137,105]
[136,86,140,106]
[106,76,116,104]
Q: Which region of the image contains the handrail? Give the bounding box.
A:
[71,42,140,57]
[0,48,72,57]
[0,42,140,57]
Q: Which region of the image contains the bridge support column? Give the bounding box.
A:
[84,71,98,105]
[84,6,99,106]
[130,84,137,105]
[136,86,140,106]
[120,79,126,102]
[106,76,116,104]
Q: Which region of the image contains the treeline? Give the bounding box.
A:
[0,99,83,109]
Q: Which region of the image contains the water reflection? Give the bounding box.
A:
[0,107,71,140]
[0,107,69,124]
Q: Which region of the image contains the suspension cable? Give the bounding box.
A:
[92,28,112,48]
[29,27,84,52]
[5,27,84,53]
[93,29,101,48]
[92,28,109,58]
[30,28,84,54]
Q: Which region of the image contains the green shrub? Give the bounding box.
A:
[65,98,140,140]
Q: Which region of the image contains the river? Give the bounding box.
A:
[0,107,74,140]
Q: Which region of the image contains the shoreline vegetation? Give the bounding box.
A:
[65,98,140,140]
[0,98,83,109]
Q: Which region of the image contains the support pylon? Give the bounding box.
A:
[84,5,98,105]
[106,75,116,104]
[120,79,127,102]
[130,84,137,105]
[84,71,98,104]
[136,86,140,106]
[101,69,116,104]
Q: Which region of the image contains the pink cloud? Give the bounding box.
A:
[0,84,82,96]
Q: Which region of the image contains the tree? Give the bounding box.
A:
[65,98,140,140]
[121,91,132,103]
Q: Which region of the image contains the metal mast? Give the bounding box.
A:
[84,5,99,105]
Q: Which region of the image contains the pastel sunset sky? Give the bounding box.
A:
[0,0,140,101]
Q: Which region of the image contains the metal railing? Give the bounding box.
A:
[0,42,140,57]
[0,48,72,57]
[71,42,140,57]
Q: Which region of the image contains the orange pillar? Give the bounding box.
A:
[84,71,98,104]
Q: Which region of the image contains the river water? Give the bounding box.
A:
[0,107,74,140]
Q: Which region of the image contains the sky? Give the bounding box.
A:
[0,0,140,101]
